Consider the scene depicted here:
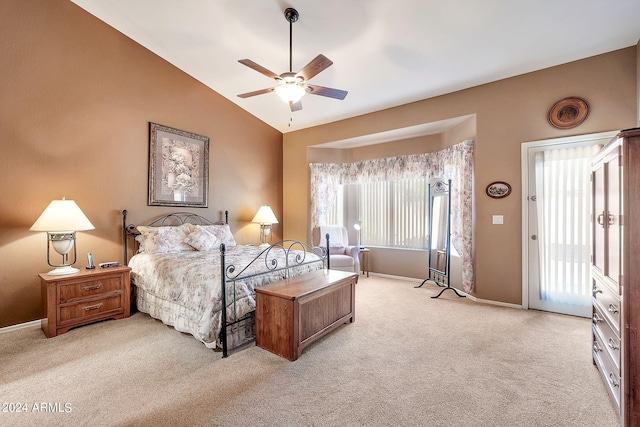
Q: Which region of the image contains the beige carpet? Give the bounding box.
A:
[0,275,619,426]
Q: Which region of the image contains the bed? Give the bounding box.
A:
[122,210,329,357]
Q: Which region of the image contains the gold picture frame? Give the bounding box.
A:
[148,122,209,208]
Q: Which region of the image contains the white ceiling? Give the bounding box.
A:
[70,0,640,134]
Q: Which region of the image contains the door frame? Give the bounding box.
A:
[520,131,618,312]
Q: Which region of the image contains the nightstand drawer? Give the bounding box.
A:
[58,277,124,303]
[58,294,124,325]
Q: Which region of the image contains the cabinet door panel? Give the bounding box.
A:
[592,163,606,276]
[605,153,621,289]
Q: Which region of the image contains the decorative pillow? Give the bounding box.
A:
[319,226,345,248]
[184,226,221,251]
[197,224,237,247]
[135,223,195,254]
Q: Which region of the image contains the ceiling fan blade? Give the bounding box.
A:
[237,87,275,98]
[306,84,348,100]
[238,59,280,80]
[297,54,333,81]
[290,101,303,112]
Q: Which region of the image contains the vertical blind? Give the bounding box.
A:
[390,179,428,248]
[534,144,601,306]
[331,179,429,249]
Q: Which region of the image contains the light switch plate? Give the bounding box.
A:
[492,215,504,225]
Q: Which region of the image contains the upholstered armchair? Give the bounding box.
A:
[312,225,360,273]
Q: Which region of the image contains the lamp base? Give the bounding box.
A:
[47,266,80,276]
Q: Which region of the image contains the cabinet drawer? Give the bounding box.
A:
[58,294,123,325]
[58,277,123,303]
[593,328,621,412]
[592,306,621,371]
[592,278,620,334]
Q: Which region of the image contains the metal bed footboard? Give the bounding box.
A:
[219,234,330,358]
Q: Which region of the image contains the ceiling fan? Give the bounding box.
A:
[237,7,348,112]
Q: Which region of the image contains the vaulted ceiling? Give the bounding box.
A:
[70,0,640,133]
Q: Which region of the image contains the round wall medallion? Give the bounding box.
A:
[548,97,589,129]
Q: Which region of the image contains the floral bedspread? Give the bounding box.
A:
[129,245,323,348]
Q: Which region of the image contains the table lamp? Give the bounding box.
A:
[252,205,278,247]
[30,198,95,275]
[354,220,363,249]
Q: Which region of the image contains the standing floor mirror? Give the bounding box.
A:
[416,178,465,298]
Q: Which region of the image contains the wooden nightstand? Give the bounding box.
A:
[40,266,131,338]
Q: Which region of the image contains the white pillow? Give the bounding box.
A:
[135,223,195,254]
[197,224,237,247]
[184,226,221,251]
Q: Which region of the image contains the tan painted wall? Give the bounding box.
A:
[0,0,282,328]
[284,48,637,304]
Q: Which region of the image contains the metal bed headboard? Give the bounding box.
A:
[122,209,228,265]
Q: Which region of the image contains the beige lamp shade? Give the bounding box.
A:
[30,199,95,232]
[251,205,279,224]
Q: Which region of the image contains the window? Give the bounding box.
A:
[310,139,474,292]
[338,178,429,249]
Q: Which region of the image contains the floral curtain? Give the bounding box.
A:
[309,140,474,293]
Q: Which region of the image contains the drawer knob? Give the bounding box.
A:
[82,303,103,311]
[608,303,619,314]
[608,338,620,351]
[609,373,620,388]
[592,286,602,297]
[82,283,103,291]
[593,342,603,352]
[592,313,602,324]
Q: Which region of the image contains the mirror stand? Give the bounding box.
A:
[415,179,465,299]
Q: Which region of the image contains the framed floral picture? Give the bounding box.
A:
[148,122,209,207]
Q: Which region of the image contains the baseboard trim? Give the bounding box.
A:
[367,272,422,282]
[0,319,41,334]
[466,295,523,309]
[367,273,523,309]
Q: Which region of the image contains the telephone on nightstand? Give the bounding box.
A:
[86,252,95,269]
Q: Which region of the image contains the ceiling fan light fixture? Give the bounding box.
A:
[275,81,306,104]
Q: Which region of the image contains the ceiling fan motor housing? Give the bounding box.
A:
[284,8,299,23]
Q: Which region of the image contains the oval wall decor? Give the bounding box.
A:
[548,97,589,129]
[486,181,511,199]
